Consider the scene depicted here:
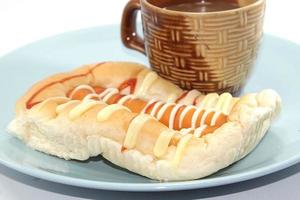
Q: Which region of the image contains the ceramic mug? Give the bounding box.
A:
[121,0,266,95]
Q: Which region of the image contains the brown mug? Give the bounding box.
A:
[121,0,266,95]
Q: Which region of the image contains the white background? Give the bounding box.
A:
[0,0,299,199]
[0,0,300,55]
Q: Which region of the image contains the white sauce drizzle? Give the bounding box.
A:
[65,83,233,159]
[83,93,99,101]
[117,94,135,105]
[167,93,180,103]
[179,105,196,129]
[221,93,233,114]
[173,134,193,166]
[198,93,219,109]
[191,107,204,129]
[69,85,228,145]
[102,89,119,103]
[178,89,201,105]
[69,85,95,99]
[169,104,183,130]
[153,129,175,157]
[200,109,214,126]
[140,98,158,114]
[98,88,118,99]
[97,104,130,122]
[215,93,232,113]
[156,103,176,120]
[194,125,207,138]
[180,128,194,135]
[137,72,158,97]
[69,100,101,120]
[210,111,221,126]
[56,100,80,114]
[123,114,155,149]
[150,101,164,117]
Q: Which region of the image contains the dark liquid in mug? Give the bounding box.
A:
[163,0,240,12]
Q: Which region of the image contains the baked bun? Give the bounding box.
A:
[8,62,281,181]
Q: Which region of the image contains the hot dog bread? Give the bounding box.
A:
[8,62,281,181]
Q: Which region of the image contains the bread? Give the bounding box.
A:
[8,61,281,181]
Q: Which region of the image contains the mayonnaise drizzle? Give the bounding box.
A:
[221,94,232,114]
[123,114,155,149]
[169,104,183,130]
[167,93,180,103]
[150,101,164,117]
[179,105,196,129]
[180,128,194,135]
[98,88,118,99]
[215,93,232,114]
[69,100,102,120]
[137,71,158,97]
[69,85,230,134]
[194,125,207,138]
[173,134,193,166]
[83,93,99,101]
[102,89,119,103]
[71,85,124,106]
[198,93,219,109]
[69,85,95,99]
[210,111,221,126]
[97,104,130,122]
[178,89,201,105]
[117,94,135,105]
[200,109,213,126]
[56,100,80,114]
[156,103,176,120]
[59,76,240,164]
[140,98,158,114]
[64,82,235,160]
[191,107,204,129]
[153,129,175,157]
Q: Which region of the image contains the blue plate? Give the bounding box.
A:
[0,24,299,191]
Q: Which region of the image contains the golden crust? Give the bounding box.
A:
[16,61,184,115]
[16,63,97,115]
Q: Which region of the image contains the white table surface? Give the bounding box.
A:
[0,0,299,199]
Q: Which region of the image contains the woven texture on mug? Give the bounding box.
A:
[141,1,265,94]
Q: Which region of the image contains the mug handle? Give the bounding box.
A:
[121,0,146,54]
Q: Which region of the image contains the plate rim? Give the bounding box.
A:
[0,24,299,191]
[0,149,300,191]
